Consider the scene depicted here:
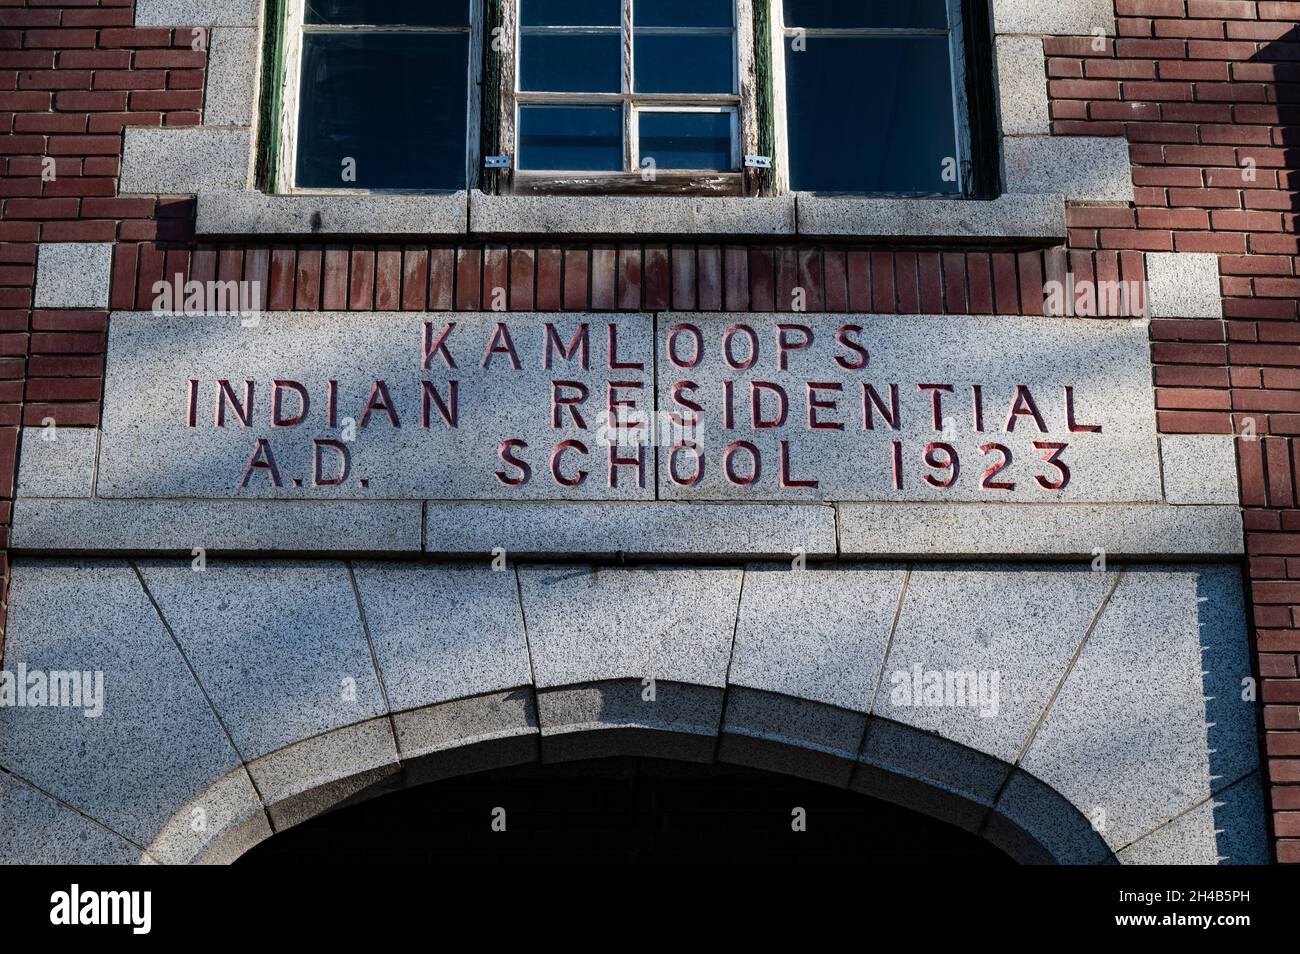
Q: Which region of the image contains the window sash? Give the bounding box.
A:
[276,0,482,194]
[504,0,753,184]
[773,0,972,196]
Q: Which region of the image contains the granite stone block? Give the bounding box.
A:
[1017,567,1220,852]
[35,242,112,309]
[728,563,904,712]
[1145,252,1224,320]
[794,194,1065,240]
[352,561,531,712]
[205,28,258,127]
[837,503,1243,558]
[16,427,97,498]
[11,498,421,553]
[137,560,387,759]
[197,191,468,236]
[718,687,865,786]
[120,128,250,194]
[0,771,143,864]
[1161,435,1239,505]
[656,312,1161,503]
[537,679,722,763]
[98,311,655,501]
[996,36,1051,136]
[0,560,246,852]
[424,502,837,558]
[518,564,742,688]
[1004,136,1133,202]
[876,563,1115,763]
[470,192,795,235]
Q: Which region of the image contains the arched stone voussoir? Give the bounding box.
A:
[718,687,866,788]
[1015,566,1264,864]
[0,560,270,865]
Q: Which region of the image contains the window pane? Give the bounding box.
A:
[521,33,622,92]
[784,36,960,194]
[634,34,733,93]
[781,0,948,30]
[519,106,623,170]
[635,0,733,28]
[305,0,469,26]
[521,0,621,26]
[639,112,732,170]
[296,33,468,190]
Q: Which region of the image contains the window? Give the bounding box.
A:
[502,0,750,192]
[262,0,996,199]
[778,0,971,195]
[273,0,480,192]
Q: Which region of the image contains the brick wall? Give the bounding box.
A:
[0,0,1296,861]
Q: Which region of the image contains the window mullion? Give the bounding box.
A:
[622,0,635,173]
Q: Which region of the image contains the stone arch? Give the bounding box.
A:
[0,558,1267,865]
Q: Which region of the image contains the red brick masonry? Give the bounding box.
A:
[0,0,1296,861]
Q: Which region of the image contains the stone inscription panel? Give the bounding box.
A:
[99,312,656,500]
[97,311,1161,503]
[656,313,1160,503]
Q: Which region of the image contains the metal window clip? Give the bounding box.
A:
[484,155,512,170]
[744,155,772,169]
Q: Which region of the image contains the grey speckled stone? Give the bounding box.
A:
[989,769,1114,864]
[246,718,399,831]
[1004,136,1133,202]
[1019,567,1219,852]
[145,766,269,865]
[876,564,1115,763]
[35,242,112,309]
[1118,773,1268,865]
[719,687,865,786]
[729,563,904,712]
[1191,565,1260,790]
[470,192,795,235]
[1146,252,1224,319]
[120,127,249,194]
[795,193,1064,240]
[992,0,1116,36]
[98,311,654,501]
[1161,435,1239,505]
[856,718,1014,833]
[204,28,258,127]
[0,560,245,852]
[137,560,386,759]
[997,36,1050,136]
[16,427,96,498]
[353,561,531,713]
[537,679,722,763]
[425,502,836,557]
[11,498,421,553]
[658,312,1160,503]
[197,191,468,236]
[838,503,1244,557]
[0,771,143,864]
[518,564,742,688]
[135,0,260,26]
[395,690,539,783]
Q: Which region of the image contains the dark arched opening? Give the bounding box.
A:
[237,757,1014,865]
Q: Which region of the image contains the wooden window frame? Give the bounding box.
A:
[273,0,483,195]
[497,0,761,197]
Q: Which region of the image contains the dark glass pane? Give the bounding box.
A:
[784,36,960,194]
[521,0,621,25]
[296,33,468,190]
[305,0,469,26]
[521,33,621,91]
[638,111,732,170]
[634,34,733,93]
[635,0,733,28]
[781,0,948,30]
[519,106,623,170]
